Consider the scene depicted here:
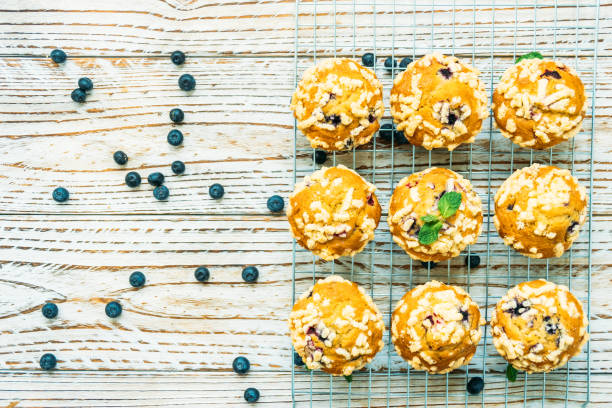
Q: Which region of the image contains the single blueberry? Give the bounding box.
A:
[125,171,142,188]
[171,160,186,175]
[171,50,186,65]
[71,88,86,103]
[438,67,453,79]
[105,301,122,318]
[379,123,394,141]
[42,302,58,319]
[394,129,408,145]
[167,129,184,146]
[314,149,327,164]
[195,266,210,282]
[242,266,259,283]
[39,353,57,370]
[384,57,397,73]
[52,187,69,203]
[465,254,481,268]
[129,271,146,288]
[399,57,413,70]
[178,74,196,91]
[78,77,93,92]
[244,388,260,403]
[421,261,437,269]
[169,108,184,123]
[148,172,165,186]
[50,49,66,63]
[232,356,251,374]
[293,351,304,366]
[467,377,484,395]
[113,150,128,165]
[361,52,375,67]
[209,183,224,199]
[153,185,169,201]
[267,195,284,212]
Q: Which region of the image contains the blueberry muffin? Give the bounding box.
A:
[491,279,588,373]
[288,165,381,261]
[391,281,485,374]
[289,275,385,376]
[390,53,488,150]
[493,58,586,149]
[388,167,483,262]
[494,164,587,258]
[291,58,384,151]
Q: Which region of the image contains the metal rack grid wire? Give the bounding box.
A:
[291,1,600,406]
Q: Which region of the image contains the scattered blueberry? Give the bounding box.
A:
[153,185,169,201]
[379,123,394,141]
[361,52,375,67]
[399,57,413,70]
[148,172,165,186]
[41,302,58,319]
[438,67,453,79]
[167,129,184,146]
[467,376,484,395]
[71,88,86,103]
[125,171,142,188]
[195,266,210,282]
[105,301,122,318]
[178,74,196,91]
[394,129,408,145]
[232,356,251,374]
[171,160,185,175]
[384,57,397,73]
[129,271,146,288]
[171,50,186,65]
[242,266,259,283]
[39,353,57,370]
[209,183,224,199]
[52,187,69,202]
[293,351,304,366]
[169,108,184,123]
[421,261,437,269]
[314,149,327,164]
[244,388,260,403]
[50,49,66,64]
[267,195,284,212]
[78,77,93,92]
[113,150,128,165]
[465,254,481,268]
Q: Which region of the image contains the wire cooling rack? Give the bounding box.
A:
[290,1,600,406]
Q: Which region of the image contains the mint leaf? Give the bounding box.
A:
[420,214,439,223]
[344,374,353,383]
[506,364,517,382]
[438,191,462,218]
[516,51,543,64]
[418,220,443,245]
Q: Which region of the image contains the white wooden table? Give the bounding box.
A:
[0,1,610,406]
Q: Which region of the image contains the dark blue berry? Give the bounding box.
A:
[379,123,394,141]
[50,49,66,63]
[361,52,375,67]
[421,261,437,269]
[195,266,210,282]
[171,50,186,65]
[39,353,57,370]
[78,77,93,91]
[113,150,128,165]
[384,57,397,73]
[209,183,224,199]
[232,356,250,374]
[42,302,58,319]
[105,301,122,318]
[148,172,165,186]
[467,377,484,395]
[167,129,184,146]
[171,160,185,175]
[242,266,259,283]
[178,74,196,91]
[244,388,260,403]
[125,171,141,187]
[399,57,413,70]
[52,187,69,202]
[293,351,304,366]
[267,195,284,212]
[314,149,327,164]
[153,185,169,201]
[394,129,408,145]
[71,88,86,103]
[129,271,146,288]
[169,108,184,123]
[465,254,481,268]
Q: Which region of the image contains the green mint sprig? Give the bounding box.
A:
[506,364,518,382]
[418,191,462,246]
[516,51,543,64]
[344,374,353,383]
